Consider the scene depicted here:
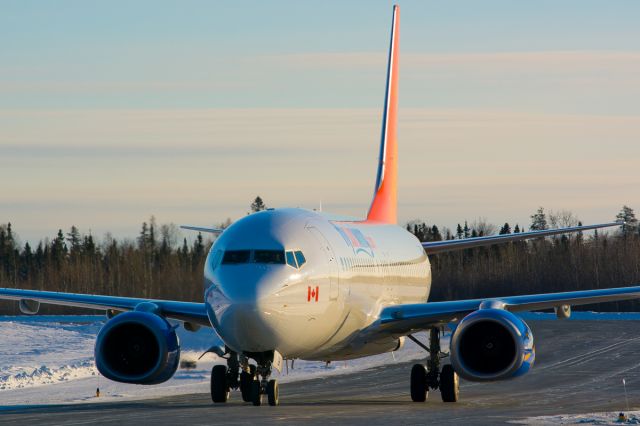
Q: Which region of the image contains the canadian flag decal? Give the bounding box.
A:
[307,285,319,302]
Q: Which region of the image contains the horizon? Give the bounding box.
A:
[1,201,626,249]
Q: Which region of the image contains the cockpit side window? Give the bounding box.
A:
[285,251,297,268]
[254,250,285,264]
[222,250,251,264]
[211,249,223,270]
[294,251,306,267]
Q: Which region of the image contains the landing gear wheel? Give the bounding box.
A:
[240,371,254,402]
[251,380,262,406]
[267,379,279,406]
[211,365,230,403]
[439,364,459,403]
[410,364,428,402]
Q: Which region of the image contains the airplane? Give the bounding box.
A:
[1,4,639,408]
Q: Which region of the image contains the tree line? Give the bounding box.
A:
[0,198,639,314]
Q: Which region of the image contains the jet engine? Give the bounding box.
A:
[449,308,535,382]
[95,311,180,385]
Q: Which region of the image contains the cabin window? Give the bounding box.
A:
[222,250,251,264]
[254,250,285,264]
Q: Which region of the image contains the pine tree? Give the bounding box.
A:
[0,225,6,263]
[530,207,548,231]
[499,223,511,235]
[192,233,205,270]
[35,242,45,272]
[456,224,463,239]
[148,216,157,252]
[179,238,189,268]
[514,224,520,233]
[50,229,67,268]
[1,223,17,281]
[431,225,442,241]
[67,226,82,258]
[616,205,638,237]
[82,234,97,257]
[138,222,149,251]
[19,242,33,281]
[6,223,14,248]
[251,196,266,213]
[463,221,470,239]
[576,221,584,245]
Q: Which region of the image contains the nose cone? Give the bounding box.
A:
[208,266,286,352]
[216,302,280,352]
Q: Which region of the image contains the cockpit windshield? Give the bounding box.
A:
[254,250,285,264]
[222,250,251,264]
[220,249,286,265]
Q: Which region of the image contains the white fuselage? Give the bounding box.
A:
[204,208,431,361]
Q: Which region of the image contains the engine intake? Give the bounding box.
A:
[95,311,180,385]
[450,308,535,382]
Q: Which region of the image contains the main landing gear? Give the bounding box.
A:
[210,351,279,406]
[409,328,459,403]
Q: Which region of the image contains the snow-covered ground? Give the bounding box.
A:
[0,315,438,407]
[511,411,640,425]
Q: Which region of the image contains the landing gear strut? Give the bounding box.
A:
[409,328,459,403]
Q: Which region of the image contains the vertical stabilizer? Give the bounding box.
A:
[367,5,399,224]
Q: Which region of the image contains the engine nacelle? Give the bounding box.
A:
[450,308,535,382]
[95,311,180,385]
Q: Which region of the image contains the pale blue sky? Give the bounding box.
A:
[1,1,639,243]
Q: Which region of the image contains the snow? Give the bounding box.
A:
[511,411,640,425]
[0,315,437,407]
[518,312,640,321]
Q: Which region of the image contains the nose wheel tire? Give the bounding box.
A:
[251,380,263,406]
[240,370,255,402]
[410,364,428,402]
[267,379,279,406]
[439,364,459,402]
[211,365,230,403]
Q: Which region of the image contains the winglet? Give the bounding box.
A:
[367,5,399,224]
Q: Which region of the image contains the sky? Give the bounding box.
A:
[1,0,639,245]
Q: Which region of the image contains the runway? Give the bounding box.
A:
[2,320,640,425]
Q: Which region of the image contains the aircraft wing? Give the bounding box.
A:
[180,225,225,234]
[0,288,210,327]
[374,285,640,336]
[422,222,620,254]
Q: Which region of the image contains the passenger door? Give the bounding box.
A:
[307,226,339,300]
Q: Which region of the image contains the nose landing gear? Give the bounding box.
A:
[239,363,256,402]
[209,350,280,406]
[250,355,279,406]
[408,328,459,403]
